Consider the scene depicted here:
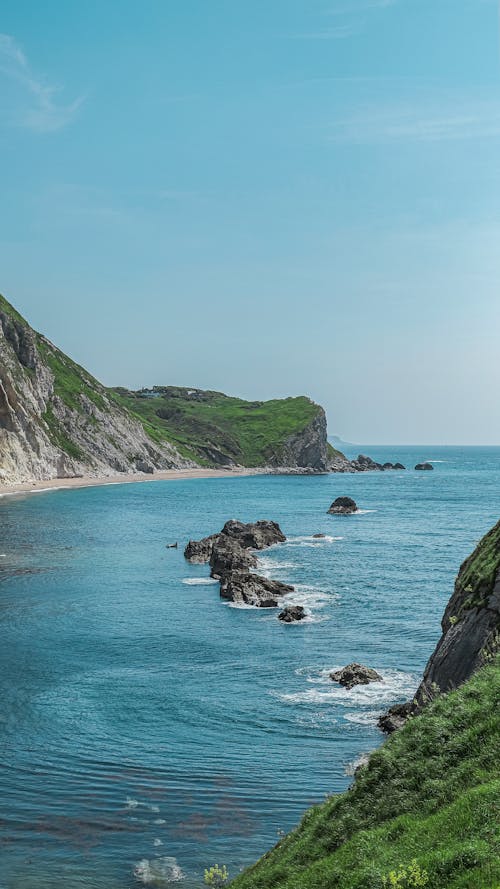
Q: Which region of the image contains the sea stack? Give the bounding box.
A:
[327,496,358,515]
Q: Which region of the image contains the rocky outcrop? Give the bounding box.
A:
[210,537,258,579]
[278,605,306,623]
[270,408,330,472]
[328,497,358,515]
[415,462,433,471]
[0,297,192,484]
[379,519,500,732]
[184,520,286,566]
[220,572,293,607]
[329,453,406,473]
[330,663,382,689]
[184,535,219,563]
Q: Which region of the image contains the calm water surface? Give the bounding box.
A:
[0,445,499,888]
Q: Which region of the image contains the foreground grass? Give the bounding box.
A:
[232,659,500,889]
[113,387,322,466]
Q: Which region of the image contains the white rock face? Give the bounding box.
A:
[0,304,193,485]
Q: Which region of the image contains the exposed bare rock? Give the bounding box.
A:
[328,497,358,515]
[184,535,219,563]
[415,462,434,470]
[278,605,306,622]
[220,519,286,550]
[210,537,258,579]
[220,572,294,607]
[330,663,383,689]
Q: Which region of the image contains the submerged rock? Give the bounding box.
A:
[327,496,358,515]
[278,605,306,623]
[313,533,326,538]
[329,663,383,689]
[220,572,294,607]
[415,462,434,471]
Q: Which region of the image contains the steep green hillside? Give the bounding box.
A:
[232,658,500,889]
[112,386,328,467]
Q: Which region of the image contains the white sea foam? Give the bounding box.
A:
[277,669,417,707]
[126,797,139,809]
[150,804,160,813]
[154,818,167,825]
[344,710,382,726]
[354,509,377,515]
[134,856,184,884]
[153,838,164,847]
[281,534,343,548]
[181,577,218,586]
[344,753,371,776]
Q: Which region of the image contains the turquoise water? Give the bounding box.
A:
[0,446,499,888]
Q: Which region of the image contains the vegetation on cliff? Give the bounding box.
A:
[232,657,500,889]
[113,386,327,468]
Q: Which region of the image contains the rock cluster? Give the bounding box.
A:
[329,453,406,473]
[185,519,293,610]
[330,663,382,689]
[327,497,358,515]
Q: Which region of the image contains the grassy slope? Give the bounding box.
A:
[232,659,500,889]
[0,294,333,468]
[112,388,323,466]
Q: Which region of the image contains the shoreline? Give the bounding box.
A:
[0,467,262,498]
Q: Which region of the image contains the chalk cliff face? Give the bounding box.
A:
[0,298,191,484]
[0,295,336,484]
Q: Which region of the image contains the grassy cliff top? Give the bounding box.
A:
[232,657,500,889]
[112,387,324,466]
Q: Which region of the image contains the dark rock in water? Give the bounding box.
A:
[221,519,286,550]
[210,537,258,579]
[220,572,294,607]
[352,454,384,472]
[327,496,357,515]
[394,462,406,470]
[330,663,383,689]
[184,534,219,563]
[313,533,326,538]
[278,605,306,623]
[415,462,434,471]
[378,701,414,733]
[185,519,286,566]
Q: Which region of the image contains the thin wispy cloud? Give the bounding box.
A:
[329,102,500,143]
[0,33,83,132]
[289,24,359,40]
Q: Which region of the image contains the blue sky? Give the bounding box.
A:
[1,0,499,443]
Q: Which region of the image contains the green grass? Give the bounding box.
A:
[112,387,322,467]
[231,659,500,889]
[456,520,500,614]
[42,406,85,461]
[36,336,107,414]
[0,293,29,326]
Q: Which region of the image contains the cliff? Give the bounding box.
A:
[0,295,334,484]
[414,518,500,706]
[231,523,500,889]
[114,386,331,471]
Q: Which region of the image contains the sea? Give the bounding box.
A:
[0,445,498,888]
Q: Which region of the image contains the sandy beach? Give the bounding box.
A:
[0,467,260,498]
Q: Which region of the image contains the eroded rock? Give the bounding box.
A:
[329,663,382,689]
[219,572,294,607]
[278,605,306,622]
[327,497,358,515]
